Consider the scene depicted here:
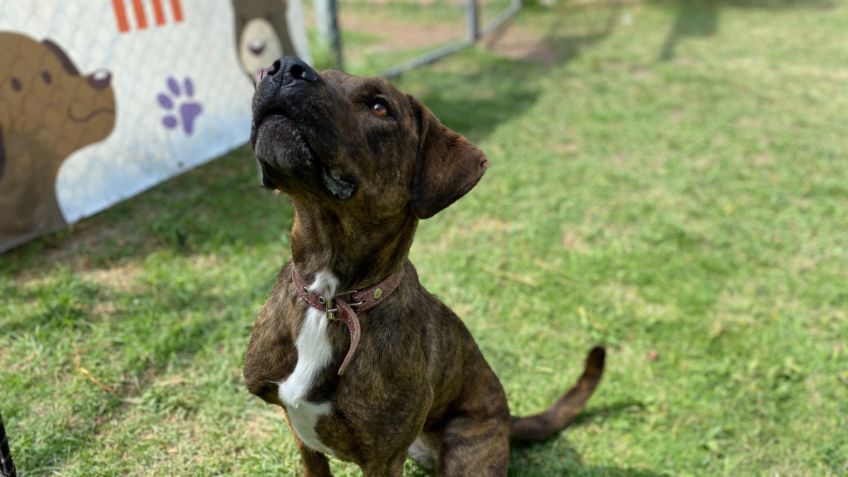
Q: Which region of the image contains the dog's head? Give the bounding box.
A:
[250,57,488,220]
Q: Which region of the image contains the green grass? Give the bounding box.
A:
[2,1,848,475]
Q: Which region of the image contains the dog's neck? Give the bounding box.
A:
[289,200,417,290]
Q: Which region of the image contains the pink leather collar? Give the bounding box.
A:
[290,263,404,375]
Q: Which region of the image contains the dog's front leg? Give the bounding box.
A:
[293,437,332,477]
[280,407,332,477]
[361,455,405,477]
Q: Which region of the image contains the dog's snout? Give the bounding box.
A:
[268,59,282,77]
[273,57,319,85]
[256,57,320,96]
[289,63,306,80]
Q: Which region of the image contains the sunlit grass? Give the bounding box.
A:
[2,1,847,475]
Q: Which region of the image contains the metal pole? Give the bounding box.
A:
[384,40,471,79]
[466,0,480,43]
[481,0,522,37]
[328,0,344,70]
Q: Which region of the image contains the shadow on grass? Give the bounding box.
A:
[573,400,646,426]
[659,0,835,61]
[400,0,838,140]
[3,272,255,472]
[512,444,667,477]
[408,1,622,142]
[510,440,665,476]
[505,400,659,476]
[0,148,292,473]
[0,147,293,279]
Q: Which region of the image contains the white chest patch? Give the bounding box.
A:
[279,270,338,455]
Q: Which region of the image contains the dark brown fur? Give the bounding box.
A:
[243,58,604,476]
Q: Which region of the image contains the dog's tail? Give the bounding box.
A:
[509,346,605,443]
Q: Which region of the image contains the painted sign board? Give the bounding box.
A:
[0,0,309,251]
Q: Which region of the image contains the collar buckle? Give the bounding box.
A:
[326,298,336,321]
[289,262,405,375]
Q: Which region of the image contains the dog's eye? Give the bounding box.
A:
[42,71,52,84]
[369,100,389,118]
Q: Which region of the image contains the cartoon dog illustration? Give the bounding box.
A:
[0,32,116,251]
[232,0,298,80]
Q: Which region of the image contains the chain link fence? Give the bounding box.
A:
[0,0,309,251]
[312,0,522,76]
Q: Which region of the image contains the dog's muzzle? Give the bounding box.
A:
[250,56,321,148]
[255,56,319,96]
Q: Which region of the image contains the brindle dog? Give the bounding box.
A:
[243,57,605,476]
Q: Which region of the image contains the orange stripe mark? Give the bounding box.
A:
[151,0,166,25]
[131,0,147,29]
[112,0,131,33]
[170,0,184,22]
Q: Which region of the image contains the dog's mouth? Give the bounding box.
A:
[254,110,304,146]
[253,112,308,187]
[251,104,301,148]
[252,110,358,200]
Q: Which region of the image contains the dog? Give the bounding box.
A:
[232,0,298,80]
[0,32,116,251]
[243,57,605,476]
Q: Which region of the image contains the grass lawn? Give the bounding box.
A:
[2,1,847,475]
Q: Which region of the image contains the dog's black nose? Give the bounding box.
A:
[268,57,319,86]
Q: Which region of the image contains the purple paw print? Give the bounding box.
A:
[157,77,202,135]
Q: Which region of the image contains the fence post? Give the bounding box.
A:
[315,0,344,69]
[466,0,480,43]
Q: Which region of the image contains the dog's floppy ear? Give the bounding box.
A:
[409,96,488,219]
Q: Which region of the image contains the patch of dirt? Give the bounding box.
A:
[245,409,285,439]
[483,24,559,65]
[189,253,222,270]
[91,301,121,317]
[466,218,513,233]
[7,212,157,285]
[561,230,586,251]
[80,261,144,293]
[554,142,580,155]
[340,13,464,52]
[751,153,775,167]
[341,7,560,64]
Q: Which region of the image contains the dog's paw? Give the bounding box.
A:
[157,76,203,135]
